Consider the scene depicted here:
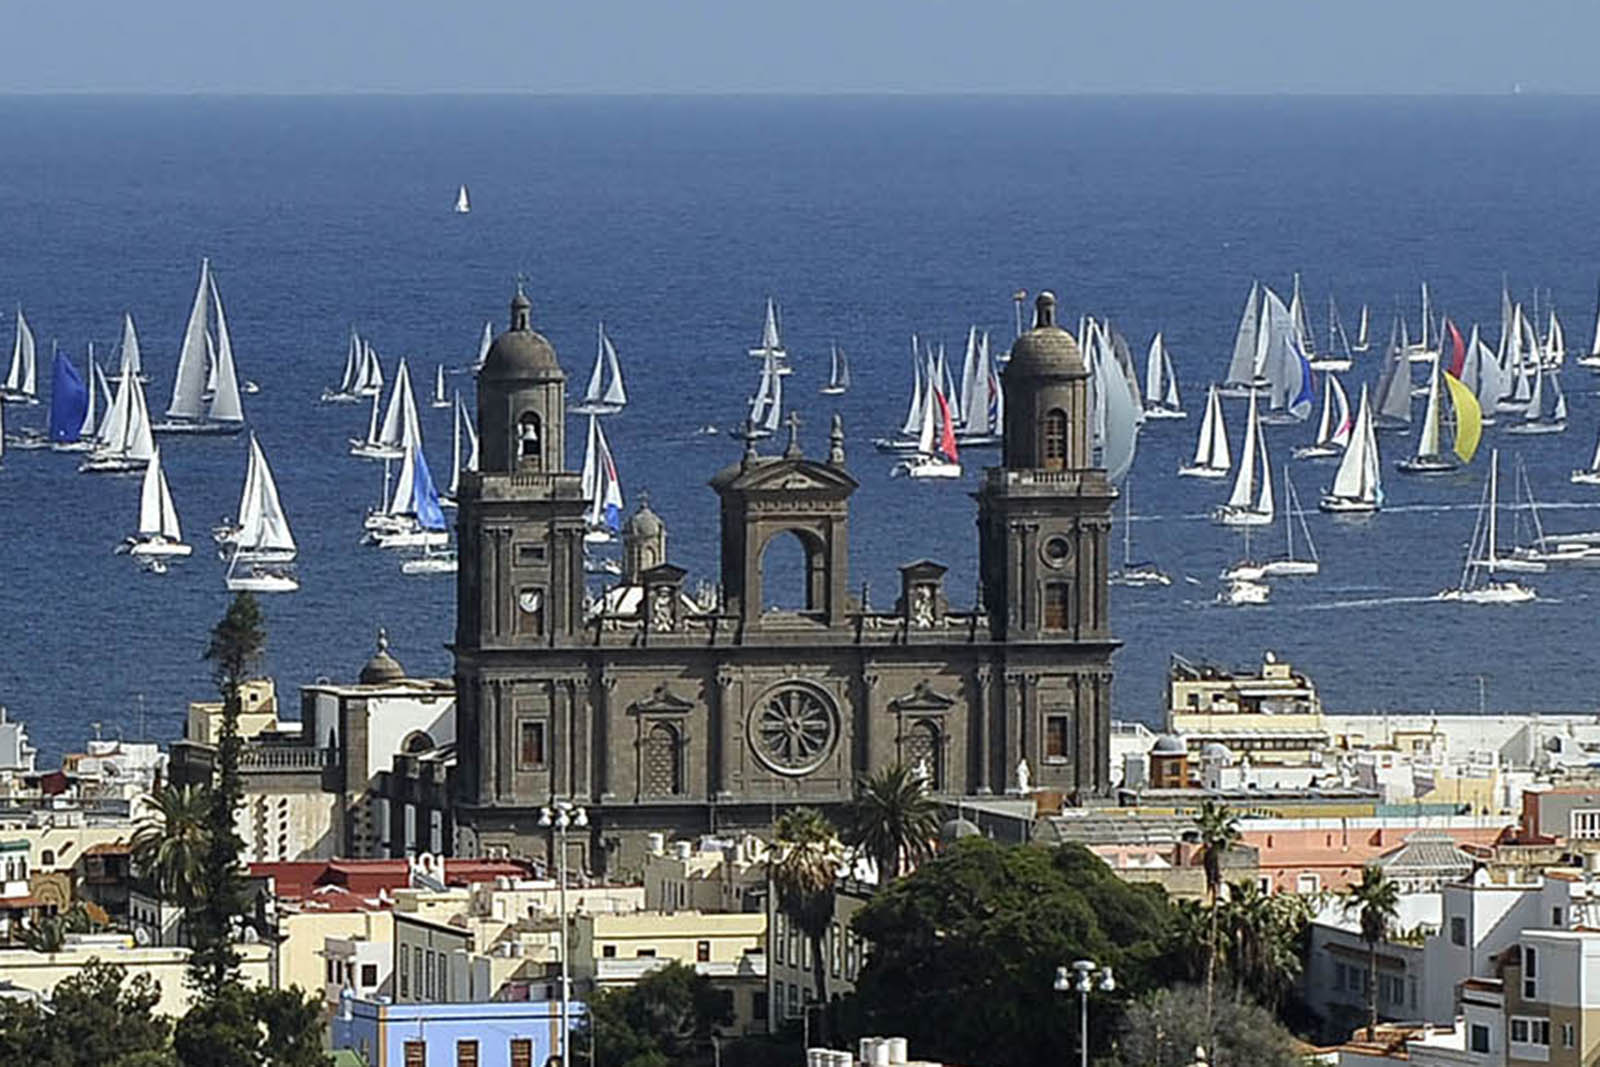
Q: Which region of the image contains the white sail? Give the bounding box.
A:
[1417,358,1444,457]
[1590,284,1600,358]
[1289,272,1315,355]
[579,415,600,502]
[448,393,467,497]
[1145,332,1165,404]
[1226,283,1261,386]
[4,308,36,398]
[760,298,781,351]
[1355,304,1370,350]
[899,339,925,437]
[1227,393,1261,509]
[337,330,359,393]
[139,447,181,541]
[377,359,420,451]
[1547,308,1566,360]
[125,372,156,461]
[1095,337,1142,483]
[1161,341,1180,409]
[237,434,295,555]
[600,329,626,408]
[388,442,418,516]
[1330,385,1381,505]
[120,313,142,378]
[434,363,447,406]
[97,361,131,447]
[455,185,470,214]
[1328,375,1352,448]
[916,381,939,456]
[749,353,776,429]
[206,271,244,423]
[760,358,784,435]
[167,259,212,419]
[77,357,100,440]
[1190,385,1231,470]
[1256,434,1275,519]
[475,322,492,369]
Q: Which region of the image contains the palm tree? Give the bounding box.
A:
[1195,800,1240,1023]
[842,763,939,880]
[1222,879,1311,1010]
[770,807,839,1029]
[1344,865,1400,1041]
[132,782,212,909]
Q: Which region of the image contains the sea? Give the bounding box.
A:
[2,93,1598,764]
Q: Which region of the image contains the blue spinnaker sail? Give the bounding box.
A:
[411,446,447,532]
[49,353,88,443]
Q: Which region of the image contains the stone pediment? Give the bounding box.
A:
[710,456,858,496]
[628,683,695,716]
[888,679,958,715]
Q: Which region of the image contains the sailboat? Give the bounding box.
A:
[123,447,190,559]
[472,321,493,371]
[401,546,458,575]
[1545,307,1567,368]
[1437,450,1538,601]
[1373,315,1413,431]
[372,444,450,550]
[1571,422,1600,484]
[894,378,962,479]
[1319,384,1383,513]
[351,357,421,459]
[455,185,471,214]
[1217,527,1270,603]
[1405,282,1439,363]
[1292,373,1351,460]
[1578,282,1600,370]
[1220,282,1263,396]
[1260,472,1320,576]
[748,297,788,372]
[1505,456,1600,567]
[571,322,628,415]
[1179,385,1231,478]
[80,361,157,473]
[1142,333,1184,420]
[56,354,107,453]
[1352,303,1371,353]
[431,363,450,409]
[1397,356,1467,473]
[1211,392,1273,527]
[441,391,479,508]
[322,329,365,403]
[215,434,297,565]
[1,309,37,404]
[581,417,624,542]
[821,343,850,396]
[1311,296,1355,372]
[47,351,88,448]
[111,313,147,383]
[1109,482,1170,586]
[154,259,246,435]
[956,331,1003,446]
[742,352,783,439]
[1504,359,1567,435]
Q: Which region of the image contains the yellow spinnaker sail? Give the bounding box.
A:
[1444,371,1482,463]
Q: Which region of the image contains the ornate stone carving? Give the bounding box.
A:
[746,682,839,775]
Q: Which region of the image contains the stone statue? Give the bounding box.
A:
[650,585,675,631]
[912,756,932,787]
[1015,757,1031,794]
[910,584,934,628]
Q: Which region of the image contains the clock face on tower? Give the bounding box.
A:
[518,589,544,614]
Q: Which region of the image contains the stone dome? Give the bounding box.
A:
[1151,734,1187,756]
[479,287,562,382]
[939,815,982,844]
[359,629,406,685]
[1005,291,1086,377]
[624,495,664,539]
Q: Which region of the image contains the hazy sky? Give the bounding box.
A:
[13,1,1598,94]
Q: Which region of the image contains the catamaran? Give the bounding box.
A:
[1292,373,1351,460]
[1211,391,1274,527]
[1319,384,1383,513]
[580,417,624,543]
[1,309,37,405]
[571,322,627,415]
[80,361,157,473]
[1179,384,1231,478]
[441,391,479,508]
[1437,450,1539,601]
[821,343,850,396]
[455,185,471,214]
[154,259,246,435]
[1109,482,1170,587]
[1142,332,1184,420]
[123,446,191,559]
[893,378,961,479]
[351,357,421,459]
[748,297,789,374]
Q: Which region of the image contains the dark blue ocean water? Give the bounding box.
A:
[3,94,1600,763]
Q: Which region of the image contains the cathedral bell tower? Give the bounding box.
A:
[454,287,590,810]
[976,290,1117,797]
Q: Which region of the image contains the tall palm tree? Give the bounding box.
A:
[1195,800,1241,1024]
[1344,865,1400,1041]
[843,763,939,880]
[770,807,840,1028]
[132,782,212,909]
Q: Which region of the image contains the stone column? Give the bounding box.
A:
[860,668,881,774]
[714,670,738,802]
[572,677,593,802]
[973,665,992,795]
[597,672,617,801]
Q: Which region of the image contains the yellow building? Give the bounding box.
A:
[277,907,394,998]
[0,938,272,1017]
[185,679,283,745]
[1168,652,1328,766]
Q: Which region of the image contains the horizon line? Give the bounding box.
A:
[0,88,1577,99]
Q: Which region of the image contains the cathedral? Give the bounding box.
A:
[451,287,1118,872]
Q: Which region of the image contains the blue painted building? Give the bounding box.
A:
[332,995,579,1067]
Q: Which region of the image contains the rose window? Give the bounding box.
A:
[750,685,837,775]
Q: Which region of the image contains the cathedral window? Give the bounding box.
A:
[905,719,943,791]
[517,412,542,467]
[750,685,839,775]
[518,721,546,768]
[1043,408,1069,470]
[644,722,683,796]
[1045,715,1071,760]
[1043,581,1073,630]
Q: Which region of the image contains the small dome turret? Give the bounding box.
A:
[359,628,407,685]
[1005,292,1086,378]
[480,285,562,383]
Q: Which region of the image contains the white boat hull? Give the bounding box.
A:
[79,454,147,474]
[1220,562,1266,581]
[350,441,405,460]
[1210,506,1272,527]
[376,529,449,550]
[1178,464,1229,479]
[1260,560,1319,577]
[1110,568,1172,587]
[1319,495,1380,514]
[1395,455,1458,475]
[1503,421,1566,436]
[227,573,300,593]
[1216,579,1269,605]
[1292,444,1343,460]
[401,557,458,575]
[1571,470,1600,485]
[128,538,192,558]
[1141,406,1187,421]
[151,419,244,436]
[895,458,962,479]
[1308,358,1353,372]
[1436,583,1536,604]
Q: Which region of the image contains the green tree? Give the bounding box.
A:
[0,959,177,1067]
[190,592,264,997]
[850,839,1174,1067]
[581,961,732,1067]
[172,984,329,1067]
[1115,984,1302,1067]
[133,783,212,909]
[769,807,840,1010]
[1344,865,1400,1041]
[1195,800,1241,1023]
[1217,879,1312,1011]
[842,763,939,881]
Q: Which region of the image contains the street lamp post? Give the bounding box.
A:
[1055,959,1115,1067]
[540,800,588,1066]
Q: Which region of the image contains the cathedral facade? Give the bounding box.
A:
[451,288,1118,872]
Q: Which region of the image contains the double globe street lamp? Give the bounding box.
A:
[539,801,588,1066]
[1055,959,1115,1067]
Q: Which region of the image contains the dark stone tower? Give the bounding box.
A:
[976,291,1117,796]
[453,287,590,813]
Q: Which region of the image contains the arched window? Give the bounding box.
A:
[1043,409,1069,470]
[644,723,682,796]
[402,731,435,755]
[40,850,53,867]
[517,412,542,467]
[905,719,943,791]
[760,530,813,612]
